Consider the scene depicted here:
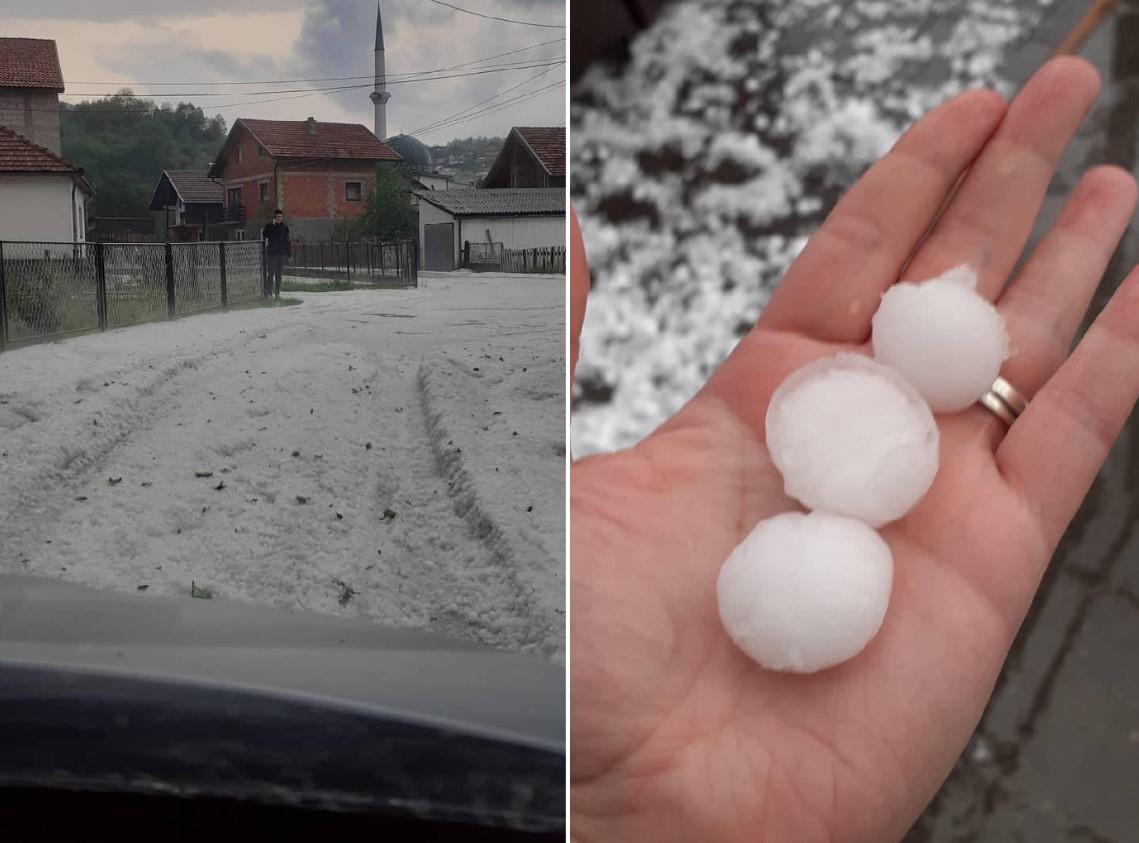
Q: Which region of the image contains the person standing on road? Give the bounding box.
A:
[262,209,290,298]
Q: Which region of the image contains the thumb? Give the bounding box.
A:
[570,208,590,388]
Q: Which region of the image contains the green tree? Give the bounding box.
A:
[356,164,417,242]
[60,92,227,218]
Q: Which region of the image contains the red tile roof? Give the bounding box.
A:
[0,38,65,91]
[0,125,79,174]
[514,127,565,177]
[238,118,401,162]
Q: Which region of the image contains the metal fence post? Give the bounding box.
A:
[95,241,107,330]
[0,241,7,351]
[260,240,268,299]
[164,241,175,318]
[218,241,228,308]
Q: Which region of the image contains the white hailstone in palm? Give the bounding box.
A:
[766,353,939,527]
[717,511,893,673]
[871,264,1009,412]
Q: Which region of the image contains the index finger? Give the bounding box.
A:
[759,88,1006,344]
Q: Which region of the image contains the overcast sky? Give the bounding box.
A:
[2,0,565,143]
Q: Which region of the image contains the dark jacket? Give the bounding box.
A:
[262,222,291,256]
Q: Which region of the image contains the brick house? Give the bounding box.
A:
[482,127,565,189]
[207,117,402,240]
[0,38,64,156]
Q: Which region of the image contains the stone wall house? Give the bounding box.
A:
[0,38,65,156]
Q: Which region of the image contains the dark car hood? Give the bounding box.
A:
[0,574,564,832]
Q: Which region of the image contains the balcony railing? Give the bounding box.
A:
[223,205,246,223]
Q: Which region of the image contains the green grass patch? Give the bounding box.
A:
[281,280,355,293]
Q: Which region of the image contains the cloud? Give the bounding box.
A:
[96,43,286,86]
[498,0,565,10]
[0,0,303,20]
[283,0,564,138]
[23,0,564,142]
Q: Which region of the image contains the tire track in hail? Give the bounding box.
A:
[0,326,288,570]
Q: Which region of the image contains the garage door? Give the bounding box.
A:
[423,222,455,271]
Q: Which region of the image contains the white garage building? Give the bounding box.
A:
[416,188,564,271]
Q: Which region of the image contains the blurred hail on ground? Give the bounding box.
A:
[571,0,1055,456]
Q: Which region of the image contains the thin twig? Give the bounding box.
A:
[1052,0,1119,57]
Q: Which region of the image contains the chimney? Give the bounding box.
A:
[305,117,317,135]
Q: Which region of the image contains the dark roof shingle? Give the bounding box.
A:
[0,125,79,174]
[165,170,224,203]
[0,38,65,91]
[514,127,565,176]
[238,119,401,161]
[415,188,565,217]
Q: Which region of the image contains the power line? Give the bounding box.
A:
[415,79,565,138]
[424,82,564,138]
[56,60,564,99]
[419,0,564,28]
[36,47,563,137]
[407,65,556,135]
[32,61,563,113]
[445,79,565,126]
[63,37,565,87]
[41,58,542,115]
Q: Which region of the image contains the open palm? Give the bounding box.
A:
[571,58,1139,843]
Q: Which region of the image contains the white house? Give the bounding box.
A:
[416,188,565,271]
[0,125,93,243]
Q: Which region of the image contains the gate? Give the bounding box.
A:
[423,223,455,271]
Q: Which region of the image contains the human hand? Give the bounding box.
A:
[571,57,1139,843]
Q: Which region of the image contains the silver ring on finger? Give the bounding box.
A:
[979,376,1029,426]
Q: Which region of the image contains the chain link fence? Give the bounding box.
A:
[104,243,168,329]
[0,240,267,351]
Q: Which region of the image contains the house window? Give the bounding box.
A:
[257,144,266,157]
[228,187,242,208]
[259,181,270,203]
[345,181,362,202]
[234,229,245,241]
[236,146,243,164]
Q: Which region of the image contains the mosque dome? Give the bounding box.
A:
[386,134,433,173]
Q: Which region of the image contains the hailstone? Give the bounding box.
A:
[872,265,1009,412]
[717,511,893,673]
[766,353,939,527]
